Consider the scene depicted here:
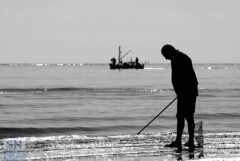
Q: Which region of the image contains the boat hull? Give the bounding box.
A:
[109,63,144,69]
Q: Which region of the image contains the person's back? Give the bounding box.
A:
[171,51,198,97]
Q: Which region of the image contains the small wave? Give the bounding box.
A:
[201,66,231,70]
[0,125,168,138]
[1,87,239,95]
[199,88,240,93]
[0,87,175,94]
[196,113,240,119]
[0,63,87,67]
[20,116,154,122]
[199,88,240,98]
[144,67,165,70]
[201,66,213,70]
[1,87,239,98]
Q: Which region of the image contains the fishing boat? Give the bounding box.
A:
[109,46,144,69]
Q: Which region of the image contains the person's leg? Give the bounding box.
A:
[175,97,186,144]
[165,98,185,148]
[186,113,195,144]
[176,113,185,143]
[185,96,197,148]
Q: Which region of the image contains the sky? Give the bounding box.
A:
[0,0,240,64]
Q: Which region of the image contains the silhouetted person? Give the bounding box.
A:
[135,57,139,65]
[111,57,116,65]
[161,44,198,149]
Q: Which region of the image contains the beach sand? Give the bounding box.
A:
[1,132,240,161]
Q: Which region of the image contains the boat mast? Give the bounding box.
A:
[118,46,122,64]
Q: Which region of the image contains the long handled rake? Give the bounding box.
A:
[137,97,177,135]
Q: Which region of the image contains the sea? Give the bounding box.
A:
[0,63,240,160]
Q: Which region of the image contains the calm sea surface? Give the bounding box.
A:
[0,63,239,137]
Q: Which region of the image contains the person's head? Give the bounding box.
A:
[161,44,176,60]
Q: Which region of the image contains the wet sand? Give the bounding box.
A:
[1,132,240,160]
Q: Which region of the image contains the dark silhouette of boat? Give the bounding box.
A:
[109,46,144,69]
